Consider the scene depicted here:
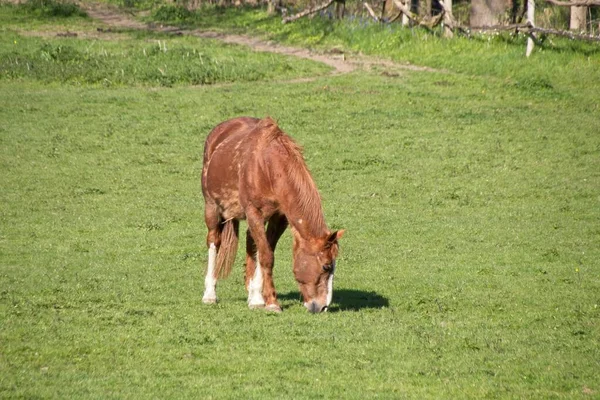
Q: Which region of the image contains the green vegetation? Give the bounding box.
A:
[15,0,87,18]
[148,4,600,95]
[0,20,331,86]
[1,1,599,398]
[0,0,91,32]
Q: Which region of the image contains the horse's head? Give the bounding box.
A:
[292,230,345,313]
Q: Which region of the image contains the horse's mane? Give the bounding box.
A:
[257,118,327,237]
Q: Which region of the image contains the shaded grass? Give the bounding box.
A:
[17,0,88,18]
[0,0,92,31]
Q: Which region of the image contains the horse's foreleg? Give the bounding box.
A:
[244,230,264,309]
[263,214,288,311]
[202,202,221,304]
[245,207,279,311]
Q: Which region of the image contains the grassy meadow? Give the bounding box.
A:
[1,1,600,398]
[148,4,600,91]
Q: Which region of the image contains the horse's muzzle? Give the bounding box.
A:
[306,300,328,313]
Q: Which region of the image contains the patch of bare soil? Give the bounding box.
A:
[82,2,147,30]
[190,30,357,74]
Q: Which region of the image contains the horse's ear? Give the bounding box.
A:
[327,230,345,244]
[258,116,277,128]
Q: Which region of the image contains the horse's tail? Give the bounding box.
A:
[216,219,239,278]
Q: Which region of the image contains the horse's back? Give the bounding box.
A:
[203,117,260,162]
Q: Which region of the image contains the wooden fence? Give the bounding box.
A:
[281,0,600,56]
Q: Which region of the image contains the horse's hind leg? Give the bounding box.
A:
[202,201,221,304]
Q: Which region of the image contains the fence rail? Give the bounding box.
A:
[281,0,599,56]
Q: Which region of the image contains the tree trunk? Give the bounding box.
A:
[419,0,432,18]
[569,6,586,30]
[335,0,346,18]
[470,0,510,26]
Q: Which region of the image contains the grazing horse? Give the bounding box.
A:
[201,117,344,313]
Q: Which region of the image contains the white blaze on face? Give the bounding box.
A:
[202,243,217,303]
[247,252,265,307]
[326,261,336,307]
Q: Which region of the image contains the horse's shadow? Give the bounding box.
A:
[278,289,389,312]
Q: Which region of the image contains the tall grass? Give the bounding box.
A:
[10,0,87,18]
[0,30,331,86]
[148,4,600,98]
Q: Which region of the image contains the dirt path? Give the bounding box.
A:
[80,2,436,76]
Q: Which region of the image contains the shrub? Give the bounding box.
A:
[20,0,87,18]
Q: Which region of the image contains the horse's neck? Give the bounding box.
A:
[287,208,328,241]
[281,161,328,240]
[262,131,328,240]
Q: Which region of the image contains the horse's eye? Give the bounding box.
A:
[322,264,333,272]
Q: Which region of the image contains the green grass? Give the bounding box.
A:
[148,4,600,97]
[0,0,92,32]
[0,2,331,86]
[1,3,600,399]
[0,32,331,86]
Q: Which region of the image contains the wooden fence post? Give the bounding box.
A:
[570,5,587,30]
[442,0,454,37]
[402,5,410,26]
[526,0,535,56]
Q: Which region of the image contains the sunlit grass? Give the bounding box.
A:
[148,4,600,99]
[0,31,331,86]
[1,3,599,399]
[3,70,599,398]
[0,2,331,86]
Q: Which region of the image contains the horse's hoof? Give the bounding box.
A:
[248,302,265,309]
[265,304,282,313]
[202,297,217,304]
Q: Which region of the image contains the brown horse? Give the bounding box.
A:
[201,117,344,313]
